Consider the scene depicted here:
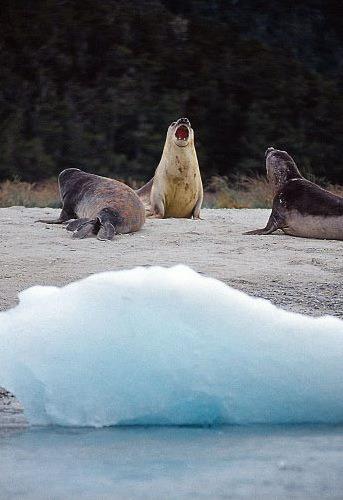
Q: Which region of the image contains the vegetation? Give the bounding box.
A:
[0,179,60,208]
[1,1,343,185]
[1,177,342,209]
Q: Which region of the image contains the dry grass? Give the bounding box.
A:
[0,177,143,209]
[204,176,343,209]
[204,175,274,209]
[0,176,342,209]
[329,183,343,198]
[0,179,60,208]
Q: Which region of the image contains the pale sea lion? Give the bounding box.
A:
[245,147,343,240]
[137,118,203,218]
[37,169,145,240]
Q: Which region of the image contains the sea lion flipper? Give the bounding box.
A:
[192,191,204,219]
[72,220,96,239]
[244,228,274,235]
[97,222,116,241]
[66,218,89,232]
[150,190,165,218]
[35,218,63,224]
[136,178,153,200]
[244,211,283,235]
[35,208,74,224]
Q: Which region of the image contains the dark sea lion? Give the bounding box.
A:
[37,169,146,240]
[245,147,343,240]
[137,118,203,218]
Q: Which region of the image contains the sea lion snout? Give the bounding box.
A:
[177,117,191,126]
[172,117,192,146]
[265,147,275,158]
[265,147,303,193]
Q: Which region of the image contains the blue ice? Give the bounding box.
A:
[0,265,342,426]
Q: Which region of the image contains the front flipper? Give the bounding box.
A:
[145,206,159,218]
[71,219,97,239]
[36,218,64,224]
[36,208,72,224]
[152,200,165,218]
[192,189,204,219]
[150,186,165,218]
[244,227,275,235]
[97,221,116,241]
[244,210,284,235]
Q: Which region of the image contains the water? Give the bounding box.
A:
[1,425,343,499]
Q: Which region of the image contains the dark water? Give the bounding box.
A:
[1,425,343,499]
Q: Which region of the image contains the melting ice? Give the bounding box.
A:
[0,265,342,427]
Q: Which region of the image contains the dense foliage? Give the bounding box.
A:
[1,0,342,183]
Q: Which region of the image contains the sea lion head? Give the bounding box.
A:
[265,147,302,192]
[168,117,194,148]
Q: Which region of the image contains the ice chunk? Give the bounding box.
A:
[0,265,342,427]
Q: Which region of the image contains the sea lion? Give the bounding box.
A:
[245,147,343,240]
[37,169,145,240]
[137,118,203,218]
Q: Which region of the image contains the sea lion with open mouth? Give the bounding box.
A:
[245,147,343,240]
[37,169,145,240]
[137,118,203,218]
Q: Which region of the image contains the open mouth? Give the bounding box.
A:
[175,125,189,142]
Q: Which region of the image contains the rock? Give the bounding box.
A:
[0,387,28,428]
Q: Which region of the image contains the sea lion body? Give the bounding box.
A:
[277,179,343,240]
[39,169,145,239]
[137,118,203,218]
[245,148,343,240]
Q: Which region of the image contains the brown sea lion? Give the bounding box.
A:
[37,169,145,240]
[137,118,203,218]
[245,147,343,240]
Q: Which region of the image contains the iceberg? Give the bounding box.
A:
[0,265,342,427]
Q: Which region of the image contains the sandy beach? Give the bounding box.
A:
[0,207,341,318]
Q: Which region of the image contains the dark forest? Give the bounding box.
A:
[1,0,342,184]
